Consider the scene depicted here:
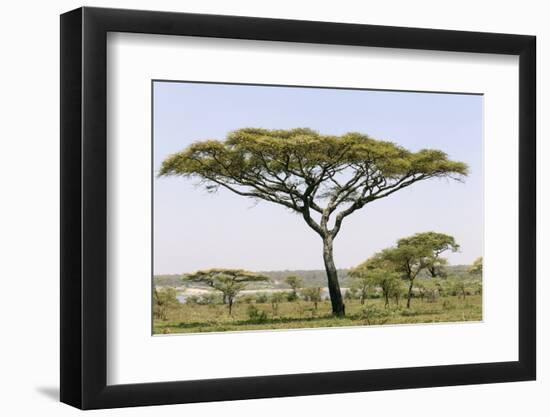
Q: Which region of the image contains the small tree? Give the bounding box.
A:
[270,292,285,316]
[451,278,468,300]
[414,232,459,278]
[183,269,269,315]
[348,271,375,305]
[415,282,426,302]
[469,257,483,276]
[383,232,459,308]
[160,128,468,316]
[349,262,401,309]
[153,287,179,321]
[284,275,303,299]
[301,287,322,310]
[345,286,359,301]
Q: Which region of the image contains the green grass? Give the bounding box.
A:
[153,295,482,334]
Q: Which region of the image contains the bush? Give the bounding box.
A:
[361,305,389,324]
[400,309,418,317]
[286,292,299,302]
[153,287,179,320]
[198,293,219,305]
[246,305,268,323]
[239,294,255,304]
[255,293,269,304]
[185,295,200,305]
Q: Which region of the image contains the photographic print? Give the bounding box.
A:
[153,81,483,335]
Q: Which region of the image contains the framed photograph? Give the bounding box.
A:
[60,6,536,410]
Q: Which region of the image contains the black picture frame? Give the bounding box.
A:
[60,6,536,410]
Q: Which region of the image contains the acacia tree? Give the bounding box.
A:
[351,275,372,305]
[350,261,401,308]
[284,275,303,299]
[153,287,179,320]
[410,232,459,278]
[183,269,269,315]
[376,232,459,308]
[468,257,483,276]
[301,287,322,311]
[161,128,468,316]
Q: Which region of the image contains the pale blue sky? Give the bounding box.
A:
[153,81,483,274]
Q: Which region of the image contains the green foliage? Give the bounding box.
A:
[354,231,461,308]
[300,287,322,310]
[246,305,268,323]
[398,232,459,278]
[159,128,468,243]
[239,294,256,304]
[160,128,467,188]
[270,292,286,316]
[284,275,303,295]
[254,293,269,304]
[349,265,402,308]
[153,287,179,321]
[469,257,483,276]
[361,305,390,325]
[183,269,269,315]
[286,292,299,302]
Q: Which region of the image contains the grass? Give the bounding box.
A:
[153,295,482,334]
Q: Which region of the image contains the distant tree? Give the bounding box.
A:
[413,232,460,278]
[285,275,303,298]
[451,278,468,300]
[358,232,459,308]
[345,286,359,301]
[301,287,322,310]
[350,261,401,308]
[468,257,483,276]
[348,271,374,305]
[183,269,269,315]
[255,293,269,304]
[270,292,285,316]
[415,282,427,302]
[239,294,255,304]
[160,128,468,317]
[153,287,179,321]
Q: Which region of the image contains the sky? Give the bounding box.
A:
[153,81,483,275]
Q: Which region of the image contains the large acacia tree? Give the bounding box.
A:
[161,128,468,316]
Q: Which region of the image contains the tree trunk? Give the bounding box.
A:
[406,280,414,308]
[322,237,345,317]
[228,298,233,315]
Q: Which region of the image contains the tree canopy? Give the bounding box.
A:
[397,232,459,278]
[468,257,483,276]
[159,128,468,239]
[353,231,460,308]
[183,269,269,315]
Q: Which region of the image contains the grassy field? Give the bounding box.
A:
[153,295,482,334]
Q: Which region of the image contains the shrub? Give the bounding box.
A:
[361,305,389,324]
[246,305,268,323]
[255,293,269,304]
[286,292,299,302]
[185,295,200,305]
[153,287,179,320]
[239,294,255,304]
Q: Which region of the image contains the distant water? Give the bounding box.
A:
[176,287,344,304]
